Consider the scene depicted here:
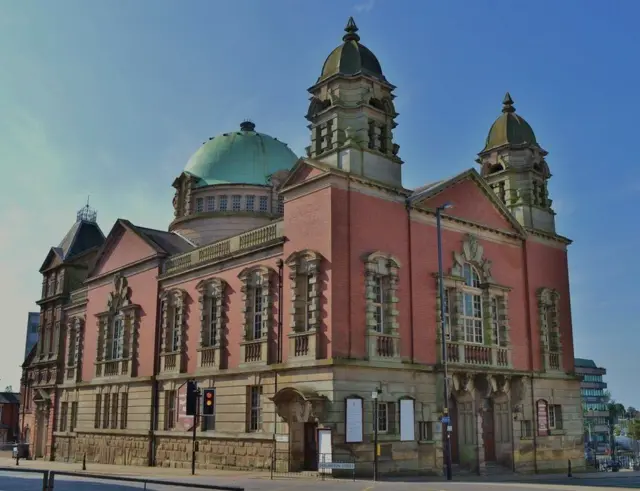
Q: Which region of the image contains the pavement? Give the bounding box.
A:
[3,458,640,491]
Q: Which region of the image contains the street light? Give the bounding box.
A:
[436,202,453,481]
[372,390,381,481]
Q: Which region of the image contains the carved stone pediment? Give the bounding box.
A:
[451,234,493,282]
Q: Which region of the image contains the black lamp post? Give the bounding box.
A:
[436,202,453,481]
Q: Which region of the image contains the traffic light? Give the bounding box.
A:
[203,389,215,416]
[186,380,198,416]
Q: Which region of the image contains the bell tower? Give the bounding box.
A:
[305,18,403,188]
[477,93,556,234]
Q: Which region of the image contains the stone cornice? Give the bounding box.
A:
[85,258,161,288]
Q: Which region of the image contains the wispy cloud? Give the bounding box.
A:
[354,0,376,14]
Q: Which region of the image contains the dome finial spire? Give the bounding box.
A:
[343,16,360,42]
[502,92,516,113]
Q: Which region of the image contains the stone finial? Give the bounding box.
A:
[343,17,360,42]
[240,120,256,132]
[502,92,515,114]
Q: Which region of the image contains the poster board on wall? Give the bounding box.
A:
[345,397,363,443]
[318,429,332,474]
[400,398,415,441]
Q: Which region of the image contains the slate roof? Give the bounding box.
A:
[131,224,195,255]
[0,392,20,405]
[574,358,598,369]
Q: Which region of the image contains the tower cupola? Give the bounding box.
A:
[477,93,556,234]
[305,18,403,188]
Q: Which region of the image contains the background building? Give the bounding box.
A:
[24,312,39,360]
[0,392,20,444]
[20,18,585,476]
[575,358,608,456]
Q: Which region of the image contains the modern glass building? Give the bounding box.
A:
[24,312,39,359]
[575,358,609,456]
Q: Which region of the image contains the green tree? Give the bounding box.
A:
[628,420,640,441]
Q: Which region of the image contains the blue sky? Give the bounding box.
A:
[1,1,638,404]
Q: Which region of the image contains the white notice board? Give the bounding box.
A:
[345,397,363,443]
[400,399,415,441]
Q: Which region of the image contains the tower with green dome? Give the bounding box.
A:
[477,93,556,234]
[305,17,403,188]
[169,121,299,245]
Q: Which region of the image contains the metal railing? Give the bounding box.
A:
[0,466,50,491]
[0,466,244,491]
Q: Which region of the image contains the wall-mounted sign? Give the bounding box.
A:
[537,399,549,436]
[345,397,363,443]
[400,399,415,441]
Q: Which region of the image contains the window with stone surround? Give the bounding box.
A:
[247,385,262,432]
[549,404,563,430]
[219,195,228,211]
[94,394,101,428]
[206,196,215,211]
[537,287,562,371]
[102,393,110,429]
[196,278,227,369]
[59,402,68,432]
[159,289,188,373]
[110,393,119,429]
[363,251,399,333]
[120,393,128,429]
[70,402,78,432]
[246,195,255,211]
[238,266,274,364]
[197,279,226,348]
[259,195,268,212]
[160,289,187,353]
[65,317,84,381]
[285,250,322,333]
[164,390,177,430]
[95,275,140,378]
[438,234,511,360]
[363,252,400,359]
[462,264,483,344]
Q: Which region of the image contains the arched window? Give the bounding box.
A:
[461,263,483,344]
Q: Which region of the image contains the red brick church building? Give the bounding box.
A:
[21,18,584,475]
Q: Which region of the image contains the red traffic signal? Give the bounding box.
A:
[202,389,215,415]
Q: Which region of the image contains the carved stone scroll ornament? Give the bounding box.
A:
[451,234,493,283]
[107,275,132,313]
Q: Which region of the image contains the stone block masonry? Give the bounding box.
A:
[155,437,273,470]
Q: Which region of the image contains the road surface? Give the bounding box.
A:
[5,470,640,491]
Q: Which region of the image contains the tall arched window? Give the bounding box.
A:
[462,263,483,344]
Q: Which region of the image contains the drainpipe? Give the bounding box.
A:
[149,264,163,467]
[522,239,538,473]
[405,199,414,363]
[347,178,352,358]
[277,259,284,364]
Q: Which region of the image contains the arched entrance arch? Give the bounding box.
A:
[271,387,328,472]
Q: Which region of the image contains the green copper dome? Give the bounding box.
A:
[319,17,386,83]
[482,93,538,153]
[184,121,298,186]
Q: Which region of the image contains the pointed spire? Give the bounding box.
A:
[502,92,516,113]
[343,16,360,42]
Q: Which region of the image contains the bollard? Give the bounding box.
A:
[82,453,86,471]
[567,459,572,477]
[15,444,19,466]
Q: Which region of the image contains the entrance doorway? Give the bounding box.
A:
[482,399,496,462]
[302,422,318,471]
[35,410,46,458]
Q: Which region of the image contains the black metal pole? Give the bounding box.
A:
[191,388,200,476]
[437,206,453,481]
[373,400,378,481]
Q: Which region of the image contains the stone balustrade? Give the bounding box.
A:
[163,220,284,275]
[445,341,510,368]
